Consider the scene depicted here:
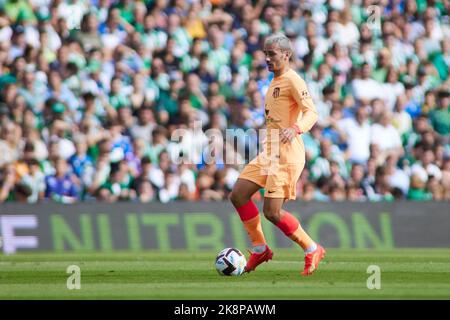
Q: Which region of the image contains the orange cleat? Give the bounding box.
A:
[301,245,326,276]
[244,245,273,273]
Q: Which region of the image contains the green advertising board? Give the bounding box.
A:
[0,201,449,254]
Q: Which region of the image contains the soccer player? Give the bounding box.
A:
[229,34,326,276]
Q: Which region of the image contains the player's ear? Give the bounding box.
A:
[286,50,292,61]
[288,51,295,62]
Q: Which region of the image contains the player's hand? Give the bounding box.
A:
[280,127,297,144]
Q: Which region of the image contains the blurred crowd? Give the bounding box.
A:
[0,0,449,204]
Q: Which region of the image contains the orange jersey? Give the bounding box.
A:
[264,69,318,165]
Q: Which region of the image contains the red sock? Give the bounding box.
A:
[275,211,299,236]
[236,200,259,221]
[236,200,266,247]
[276,211,315,250]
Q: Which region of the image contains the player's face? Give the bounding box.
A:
[263,43,289,73]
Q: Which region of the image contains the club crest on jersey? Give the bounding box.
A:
[301,90,310,100]
[273,87,280,98]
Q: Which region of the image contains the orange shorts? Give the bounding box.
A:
[238,153,305,200]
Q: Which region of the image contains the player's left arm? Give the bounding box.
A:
[280,77,318,143]
[291,76,318,134]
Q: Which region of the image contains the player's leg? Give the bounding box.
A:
[264,165,325,276]
[263,198,316,251]
[263,197,311,246]
[229,178,261,208]
[263,196,325,275]
[230,177,274,273]
[229,178,266,250]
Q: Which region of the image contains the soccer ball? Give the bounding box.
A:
[215,247,247,276]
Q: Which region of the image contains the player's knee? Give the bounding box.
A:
[263,208,280,224]
[229,190,245,207]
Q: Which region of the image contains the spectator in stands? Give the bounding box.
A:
[20,158,45,203]
[408,174,433,201]
[69,136,95,195]
[339,106,371,164]
[370,111,403,160]
[351,62,383,102]
[45,157,80,203]
[429,90,449,136]
[0,164,16,202]
[98,159,135,202]
[0,122,21,167]
[136,179,155,203]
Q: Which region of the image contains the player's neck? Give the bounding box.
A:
[273,66,291,78]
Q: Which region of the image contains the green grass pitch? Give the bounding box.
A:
[1,249,449,299]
